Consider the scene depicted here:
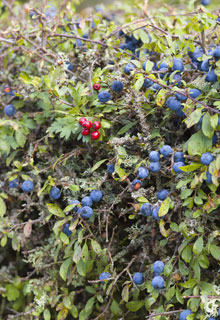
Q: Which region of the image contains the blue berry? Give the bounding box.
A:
[206,69,217,82]
[90,190,103,202]
[213,46,220,60]
[50,187,61,200]
[65,62,73,71]
[107,163,115,174]
[152,206,161,220]
[149,151,160,162]
[152,83,162,91]
[153,261,164,275]
[175,107,185,117]
[156,61,168,70]
[174,152,184,163]
[140,203,152,216]
[142,78,153,88]
[152,276,165,289]
[157,189,169,201]
[81,196,93,207]
[137,166,149,179]
[8,178,19,188]
[21,180,34,193]
[124,63,135,75]
[200,59,210,72]
[176,92,187,102]
[171,73,182,86]
[132,272,144,285]
[4,104,16,116]
[189,88,201,98]
[62,223,72,236]
[179,310,192,320]
[131,179,142,190]
[172,162,185,173]
[166,97,181,111]
[218,308,220,316]
[111,80,124,93]
[160,145,173,158]
[99,272,111,283]
[45,5,56,18]
[200,152,214,165]
[70,200,80,212]
[201,0,210,5]
[207,318,216,320]
[149,162,161,173]
[80,206,93,219]
[98,91,111,103]
[172,58,184,72]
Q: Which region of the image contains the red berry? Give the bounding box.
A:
[82,120,92,129]
[92,121,101,130]
[91,131,100,140]
[93,83,101,91]
[3,86,11,93]
[79,117,86,126]
[82,128,90,136]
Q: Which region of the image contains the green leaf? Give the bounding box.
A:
[59,258,71,281]
[91,239,102,255]
[46,203,65,218]
[5,284,20,301]
[165,286,176,301]
[202,113,214,138]
[210,244,220,260]
[193,236,203,255]
[159,197,172,217]
[210,113,219,129]
[44,309,51,320]
[68,184,80,192]
[182,246,192,263]
[60,232,69,245]
[197,254,209,269]
[0,198,6,217]
[126,301,144,312]
[186,131,212,156]
[145,297,156,311]
[179,163,202,172]
[121,285,129,302]
[15,129,27,148]
[185,108,202,128]
[143,60,154,72]
[176,286,184,304]
[76,259,87,277]
[117,121,137,135]
[91,159,108,173]
[134,75,144,91]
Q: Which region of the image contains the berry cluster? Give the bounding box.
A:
[78,117,101,140]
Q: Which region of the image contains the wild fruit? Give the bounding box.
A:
[107,163,115,174]
[82,120,92,129]
[174,152,184,163]
[111,80,124,93]
[153,261,164,275]
[91,131,100,140]
[82,128,90,136]
[152,206,161,220]
[157,189,169,200]
[172,58,184,72]
[4,104,16,117]
[137,166,149,179]
[98,91,111,103]
[124,63,135,75]
[179,310,192,320]
[131,179,142,190]
[8,178,19,188]
[149,151,160,162]
[21,180,34,193]
[149,162,161,173]
[132,272,144,285]
[92,121,101,130]
[152,275,165,289]
[200,152,214,165]
[140,203,152,216]
[62,223,72,236]
[50,187,61,200]
[90,190,103,202]
[81,196,93,207]
[80,206,93,219]
[189,88,202,98]
[172,162,185,173]
[93,83,101,91]
[79,117,86,126]
[166,97,181,111]
[160,145,173,158]
[99,272,111,283]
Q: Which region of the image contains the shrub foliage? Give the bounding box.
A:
[0,0,220,319]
